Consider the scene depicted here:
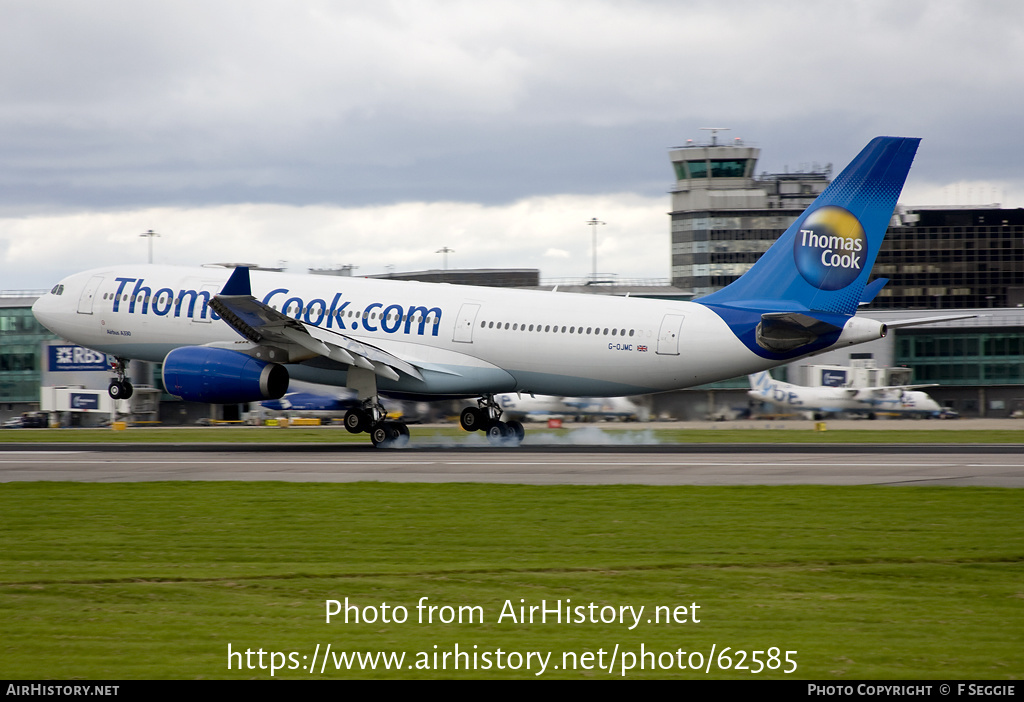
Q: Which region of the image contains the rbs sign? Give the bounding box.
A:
[49,345,110,372]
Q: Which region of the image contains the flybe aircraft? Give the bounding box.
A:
[34,136,944,446]
[747,371,941,419]
[497,394,642,422]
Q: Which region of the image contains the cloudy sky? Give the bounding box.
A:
[1,0,1022,289]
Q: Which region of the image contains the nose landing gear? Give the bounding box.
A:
[107,357,133,400]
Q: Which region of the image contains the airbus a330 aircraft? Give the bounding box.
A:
[747,371,941,419]
[34,136,942,446]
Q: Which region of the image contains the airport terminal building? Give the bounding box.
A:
[0,292,55,421]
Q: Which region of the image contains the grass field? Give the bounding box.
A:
[1,481,1021,679]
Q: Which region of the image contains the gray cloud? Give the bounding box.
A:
[2,0,1023,286]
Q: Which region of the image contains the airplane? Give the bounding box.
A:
[33,136,963,447]
[260,390,360,414]
[497,394,643,422]
[747,370,942,419]
[258,381,428,423]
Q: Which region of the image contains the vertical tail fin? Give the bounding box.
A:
[748,371,771,391]
[699,136,920,316]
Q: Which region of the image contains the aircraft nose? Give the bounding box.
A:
[32,284,66,335]
[31,293,54,326]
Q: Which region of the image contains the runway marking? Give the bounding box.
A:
[2,459,1020,468]
[440,461,1017,466]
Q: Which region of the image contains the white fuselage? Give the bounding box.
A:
[32,264,791,398]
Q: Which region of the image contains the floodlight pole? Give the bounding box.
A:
[587,218,605,282]
[140,229,160,264]
[436,246,454,271]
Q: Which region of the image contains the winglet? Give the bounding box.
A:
[220,267,252,296]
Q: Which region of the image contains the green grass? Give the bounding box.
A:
[1,426,1022,444]
[1,482,1021,679]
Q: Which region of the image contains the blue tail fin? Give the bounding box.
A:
[699,136,919,316]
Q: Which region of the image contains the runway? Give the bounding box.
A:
[1,443,1022,486]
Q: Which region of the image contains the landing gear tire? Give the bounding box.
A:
[370,421,409,448]
[370,424,387,446]
[460,407,485,432]
[486,421,512,445]
[108,380,133,400]
[507,420,525,443]
[460,395,524,446]
[344,408,369,434]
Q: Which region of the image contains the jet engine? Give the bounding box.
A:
[162,347,289,404]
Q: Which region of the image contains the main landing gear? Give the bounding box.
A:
[343,398,410,448]
[460,394,525,446]
[342,368,523,448]
[107,357,133,400]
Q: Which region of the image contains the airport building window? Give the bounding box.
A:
[0,305,58,403]
[674,159,752,180]
[710,159,748,178]
[896,329,1024,386]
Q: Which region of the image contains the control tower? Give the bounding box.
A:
[670,129,831,296]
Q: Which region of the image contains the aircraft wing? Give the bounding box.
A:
[860,384,936,396]
[209,267,424,382]
[844,385,937,400]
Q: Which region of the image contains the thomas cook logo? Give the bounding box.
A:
[793,206,867,290]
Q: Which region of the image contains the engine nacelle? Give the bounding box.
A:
[834,316,888,347]
[162,347,289,404]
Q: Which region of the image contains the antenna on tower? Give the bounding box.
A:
[700,127,730,146]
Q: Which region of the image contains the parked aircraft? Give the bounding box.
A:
[497,394,642,422]
[259,382,428,423]
[748,370,941,418]
[34,136,953,446]
[260,390,359,414]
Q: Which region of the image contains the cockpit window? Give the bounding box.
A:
[50,284,65,295]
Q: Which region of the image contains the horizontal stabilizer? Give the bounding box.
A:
[859,278,888,305]
[884,313,980,328]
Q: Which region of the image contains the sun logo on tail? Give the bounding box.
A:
[793,206,867,291]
